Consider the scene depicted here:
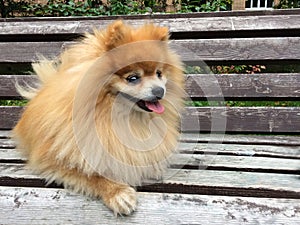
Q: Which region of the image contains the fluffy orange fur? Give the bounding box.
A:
[13,20,185,215]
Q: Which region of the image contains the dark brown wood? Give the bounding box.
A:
[1,10,300,35]
[1,37,300,63]
[2,74,300,100]
[1,106,300,133]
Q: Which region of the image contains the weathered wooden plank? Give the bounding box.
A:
[172,154,300,172]
[2,131,300,146]
[180,133,300,146]
[1,146,299,172]
[1,163,299,193]
[1,37,300,63]
[2,74,300,100]
[182,106,300,133]
[185,73,300,100]
[179,143,300,158]
[2,106,300,133]
[0,187,299,225]
[171,38,300,61]
[0,138,15,148]
[163,169,300,194]
[0,106,23,130]
[1,141,299,161]
[1,12,300,35]
[0,131,9,138]
[0,148,25,161]
[0,42,70,63]
[0,75,38,98]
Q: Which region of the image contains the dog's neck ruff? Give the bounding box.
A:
[72,97,178,186]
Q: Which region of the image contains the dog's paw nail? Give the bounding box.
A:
[108,187,137,216]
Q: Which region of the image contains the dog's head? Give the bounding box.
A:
[100,20,180,114]
[112,61,168,114]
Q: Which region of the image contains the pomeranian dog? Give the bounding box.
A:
[13,20,185,215]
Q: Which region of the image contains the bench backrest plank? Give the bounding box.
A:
[1,38,300,63]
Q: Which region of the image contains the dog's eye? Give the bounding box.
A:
[156,70,162,79]
[126,75,141,84]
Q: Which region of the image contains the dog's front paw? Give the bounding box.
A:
[105,186,137,216]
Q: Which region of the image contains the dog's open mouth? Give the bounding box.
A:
[119,92,165,114]
[137,100,165,114]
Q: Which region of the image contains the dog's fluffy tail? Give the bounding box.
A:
[16,57,57,100]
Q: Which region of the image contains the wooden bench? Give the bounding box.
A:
[1,9,300,224]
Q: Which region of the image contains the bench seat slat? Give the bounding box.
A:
[3,143,299,160]
[1,37,300,63]
[2,74,300,100]
[179,143,300,158]
[180,133,300,146]
[1,163,299,195]
[2,131,300,146]
[1,12,300,35]
[1,106,300,133]
[0,186,299,224]
[1,146,299,171]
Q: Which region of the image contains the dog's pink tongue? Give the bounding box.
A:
[145,101,165,114]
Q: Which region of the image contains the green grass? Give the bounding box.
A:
[0,100,28,106]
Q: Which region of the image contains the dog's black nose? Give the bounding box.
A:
[152,87,165,100]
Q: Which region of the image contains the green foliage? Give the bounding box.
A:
[0,100,28,106]
[107,0,148,16]
[20,0,160,17]
[274,0,300,9]
[1,0,234,18]
[0,0,30,18]
[185,65,266,74]
[24,0,106,17]
[179,0,232,13]
[211,65,266,74]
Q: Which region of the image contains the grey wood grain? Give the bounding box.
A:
[1,163,299,193]
[2,74,300,100]
[180,133,300,146]
[0,186,299,225]
[1,37,300,63]
[2,106,300,133]
[1,12,300,35]
[2,131,300,146]
[179,142,300,158]
[182,107,300,133]
[1,145,299,171]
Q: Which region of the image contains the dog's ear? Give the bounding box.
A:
[135,24,169,42]
[156,26,169,42]
[104,20,132,50]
